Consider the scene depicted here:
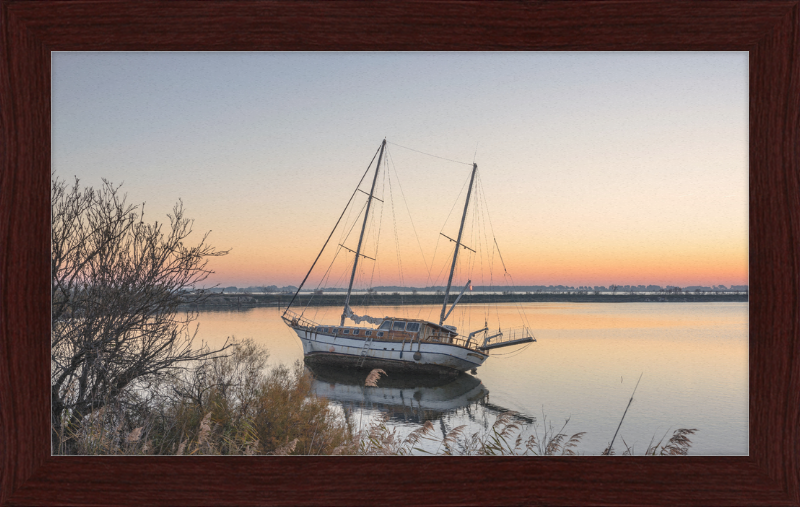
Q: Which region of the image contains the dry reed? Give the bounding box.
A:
[364,369,387,387]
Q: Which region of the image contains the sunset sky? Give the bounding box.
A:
[52,52,748,289]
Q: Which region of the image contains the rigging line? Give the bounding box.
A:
[506,270,535,331]
[494,237,509,274]
[387,141,472,166]
[431,245,453,293]
[489,343,532,358]
[477,169,508,301]
[353,259,366,308]
[306,244,345,320]
[319,247,343,289]
[440,171,472,234]
[337,184,358,245]
[481,181,492,289]
[386,147,432,280]
[469,186,481,279]
[386,159,405,288]
[478,172,534,331]
[423,168,472,301]
[368,165,387,295]
[476,175,499,322]
[354,189,379,308]
[421,221,444,298]
[341,199,370,249]
[368,164,389,300]
[490,235,501,326]
[315,242,345,292]
[476,178,488,290]
[283,143,381,314]
[499,267,533,331]
[331,256,353,292]
[363,204,380,298]
[478,170,498,239]
[483,193,496,321]
[478,191,487,300]
[419,234,444,319]
[478,175,505,322]
[305,246,343,320]
[430,168,475,309]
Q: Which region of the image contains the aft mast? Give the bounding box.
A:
[439,162,478,326]
[341,139,386,326]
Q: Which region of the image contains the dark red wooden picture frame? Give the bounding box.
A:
[1,2,798,505]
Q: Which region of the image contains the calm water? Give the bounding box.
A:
[192,302,748,455]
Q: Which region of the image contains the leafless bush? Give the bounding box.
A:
[51,174,230,454]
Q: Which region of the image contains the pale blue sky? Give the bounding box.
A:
[52,52,748,287]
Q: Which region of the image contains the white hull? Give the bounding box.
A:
[293,327,488,374]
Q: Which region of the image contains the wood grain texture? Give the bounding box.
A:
[1,1,798,505]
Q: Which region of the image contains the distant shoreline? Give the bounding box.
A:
[180,293,748,308]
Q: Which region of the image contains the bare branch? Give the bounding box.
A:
[51,174,230,454]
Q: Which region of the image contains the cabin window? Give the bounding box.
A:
[352,330,360,336]
[365,331,372,337]
[377,332,384,337]
[406,322,420,332]
[343,329,350,334]
[378,321,392,330]
[392,321,406,331]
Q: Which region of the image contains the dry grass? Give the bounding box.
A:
[644,428,698,456]
[273,438,299,456]
[60,338,356,456]
[351,370,695,457]
[352,406,696,457]
[59,346,697,456]
[355,414,437,455]
[351,409,586,456]
[364,369,387,387]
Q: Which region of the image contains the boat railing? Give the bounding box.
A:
[282,309,319,329]
[448,335,477,350]
[477,326,537,351]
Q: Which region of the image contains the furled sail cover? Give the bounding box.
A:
[344,304,383,325]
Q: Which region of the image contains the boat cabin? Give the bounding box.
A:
[377,318,459,344]
[315,318,461,345]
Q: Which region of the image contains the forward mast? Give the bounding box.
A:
[341,139,385,326]
[439,162,478,325]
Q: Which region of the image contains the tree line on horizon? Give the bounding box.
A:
[201,283,749,294]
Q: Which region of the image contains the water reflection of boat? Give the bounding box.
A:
[306,363,488,423]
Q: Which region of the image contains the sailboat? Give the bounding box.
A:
[281,139,536,376]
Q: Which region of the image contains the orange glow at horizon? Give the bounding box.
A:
[205,235,748,288]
